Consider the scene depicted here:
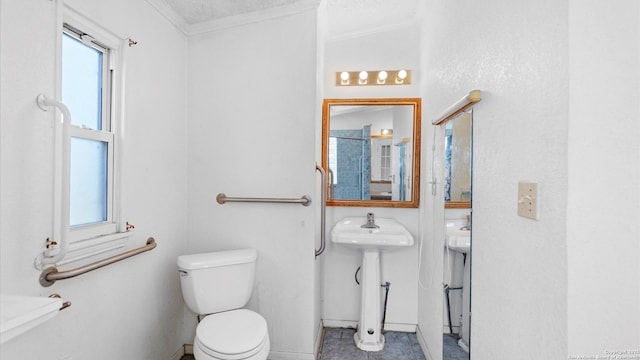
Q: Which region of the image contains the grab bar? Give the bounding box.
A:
[36,94,72,266]
[216,193,312,206]
[39,237,157,287]
[315,164,326,257]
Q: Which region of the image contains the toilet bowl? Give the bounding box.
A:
[177,249,270,360]
[194,310,269,360]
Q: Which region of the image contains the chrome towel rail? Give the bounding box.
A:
[39,237,157,287]
[216,193,312,206]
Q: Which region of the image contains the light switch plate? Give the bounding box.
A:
[517,182,538,220]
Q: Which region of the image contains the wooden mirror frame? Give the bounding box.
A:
[321,98,421,208]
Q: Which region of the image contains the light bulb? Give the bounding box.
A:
[396,69,407,84]
[359,71,368,84]
[340,71,350,85]
[377,71,388,84]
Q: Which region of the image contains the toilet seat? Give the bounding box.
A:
[195,309,269,360]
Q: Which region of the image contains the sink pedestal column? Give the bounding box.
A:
[354,249,385,351]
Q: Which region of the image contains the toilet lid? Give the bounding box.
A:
[197,309,268,357]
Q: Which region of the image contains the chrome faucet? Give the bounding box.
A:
[361,213,380,229]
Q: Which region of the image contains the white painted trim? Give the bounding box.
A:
[188,0,320,35]
[314,319,324,359]
[56,232,130,266]
[322,319,417,332]
[267,351,315,360]
[416,325,435,360]
[169,346,184,360]
[322,319,358,329]
[383,323,417,333]
[145,0,320,36]
[144,0,190,34]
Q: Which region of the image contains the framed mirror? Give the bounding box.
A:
[321,98,421,208]
[444,110,472,209]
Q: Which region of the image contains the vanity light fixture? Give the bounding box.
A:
[432,90,482,125]
[335,70,412,86]
[380,129,393,136]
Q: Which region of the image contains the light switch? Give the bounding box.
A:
[517,182,538,220]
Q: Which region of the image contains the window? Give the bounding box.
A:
[380,144,391,180]
[329,137,338,184]
[57,15,125,260]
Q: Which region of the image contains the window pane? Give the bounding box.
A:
[70,137,108,227]
[62,33,103,130]
[329,137,338,184]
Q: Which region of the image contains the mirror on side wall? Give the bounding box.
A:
[442,109,473,360]
[445,110,472,209]
[321,98,421,208]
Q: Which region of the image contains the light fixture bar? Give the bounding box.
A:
[432,90,482,125]
[336,70,411,86]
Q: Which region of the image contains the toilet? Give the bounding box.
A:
[177,248,270,360]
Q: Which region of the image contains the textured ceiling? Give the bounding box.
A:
[159,0,420,36]
[162,0,305,24]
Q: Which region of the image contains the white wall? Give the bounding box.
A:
[185,9,319,359]
[421,1,640,359]
[0,0,188,359]
[421,0,570,359]
[567,0,640,357]
[321,19,424,333]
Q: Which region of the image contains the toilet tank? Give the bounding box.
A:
[177,248,257,315]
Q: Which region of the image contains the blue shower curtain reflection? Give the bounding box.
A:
[396,142,406,201]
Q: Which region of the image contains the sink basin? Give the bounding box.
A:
[1,295,62,344]
[331,217,414,250]
[446,229,471,254]
[331,216,413,352]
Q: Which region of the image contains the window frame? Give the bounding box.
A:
[55,7,128,265]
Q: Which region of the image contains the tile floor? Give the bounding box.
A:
[180,327,429,360]
[318,327,426,360]
[443,334,469,360]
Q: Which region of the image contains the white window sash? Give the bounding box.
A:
[47,4,129,266]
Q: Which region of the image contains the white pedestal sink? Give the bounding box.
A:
[331,216,414,351]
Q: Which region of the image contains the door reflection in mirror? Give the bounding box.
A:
[445,110,472,208]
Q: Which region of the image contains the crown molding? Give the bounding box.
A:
[145,0,320,37]
[188,0,320,36]
[145,0,190,34]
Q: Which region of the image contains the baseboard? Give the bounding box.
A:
[314,320,324,359]
[383,323,417,333]
[416,326,435,360]
[322,319,416,333]
[184,344,193,355]
[268,350,316,360]
[321,319,357,329]
[169,346,185,360]
[170,344,193,360]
